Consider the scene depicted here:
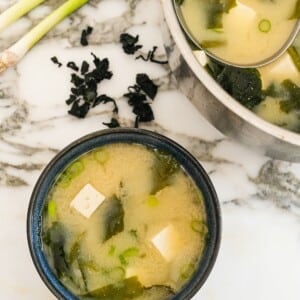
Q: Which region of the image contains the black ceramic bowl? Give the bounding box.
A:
[27,128,221,300]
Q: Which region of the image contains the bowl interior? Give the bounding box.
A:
[27,128,221,300]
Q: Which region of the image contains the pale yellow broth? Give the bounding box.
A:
[181,0,298,65]
[43,143,207,299]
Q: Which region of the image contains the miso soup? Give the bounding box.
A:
[179,0,298,65]
[42,143,207,299]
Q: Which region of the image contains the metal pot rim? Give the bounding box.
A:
[162,0,300,148]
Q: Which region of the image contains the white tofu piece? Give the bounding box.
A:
[151,225,181,262]
[70,183,105,218]
[259,53,300,89]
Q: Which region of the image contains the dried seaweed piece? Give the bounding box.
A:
[81,60,89,74]
[51,56,62,67]
[136,46,168,65]
[66,94,77,105]
[133,102,154,122]
[64,53,115,119]
[103,118,120,128]
[83,79,97,102]
[124,91,147,107]
[120,33,142,55]
[68,100,90,118]
[136,73,158,99]
[67,61,79,72]
[71,85,85,97]
[87,55,113,83]
[71,73,84,87]
[134,116,140,128]
[80,26,93,46]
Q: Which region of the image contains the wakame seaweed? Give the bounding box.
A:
[93,95,118,113]
[177,0,236,29]
[102,118,120,128]
[136,74,158,100]
[68,100,90,118]
[81,277,143,300]
[81,61,90,75]
[124,73,158,127]
[65,53,114,118]
[120,33,168,65]
[120,33,142,55]
[51,56,62,67]
[80,26,93,46]
[52,30,163,126]
[44,222,70,278]
[102,196,124,242]
[136,46,168,65]
[151,150,180,194]
[206,58,263,109]
[142,285,175,299]
[67,61,80,72]
[81,279,175,300]
[133,103,154,123]
[279,80,300,113]
[263,80,300,113]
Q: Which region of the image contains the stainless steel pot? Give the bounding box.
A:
[161,0,300,162]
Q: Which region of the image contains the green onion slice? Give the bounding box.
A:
[93,149,109,164]
[258,19,271,33]
[47,200,57,219]
[147,195,159,207]
[119,247,139,266]
[191,219,208,235]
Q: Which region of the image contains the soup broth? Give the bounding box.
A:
[42,143,207,299]
[180,0,298,65]
[192,30,300,132]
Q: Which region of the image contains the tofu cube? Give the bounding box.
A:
[70,183,105,218]
[151,225,181,262]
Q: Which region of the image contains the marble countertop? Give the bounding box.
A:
[0,0,300,299]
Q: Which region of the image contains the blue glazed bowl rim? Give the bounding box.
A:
[27,128,221,300]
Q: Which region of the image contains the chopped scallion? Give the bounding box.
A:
[93,149,109,164]
[66,160,84,178]
[119,247,139,266]
[147,195,159,207]
[47,200,56,219]
[200,40,226,49]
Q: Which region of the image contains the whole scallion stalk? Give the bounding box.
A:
[0,0,46,32]
[0,0,88,73]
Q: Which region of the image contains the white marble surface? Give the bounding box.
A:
[0,0,300,299]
